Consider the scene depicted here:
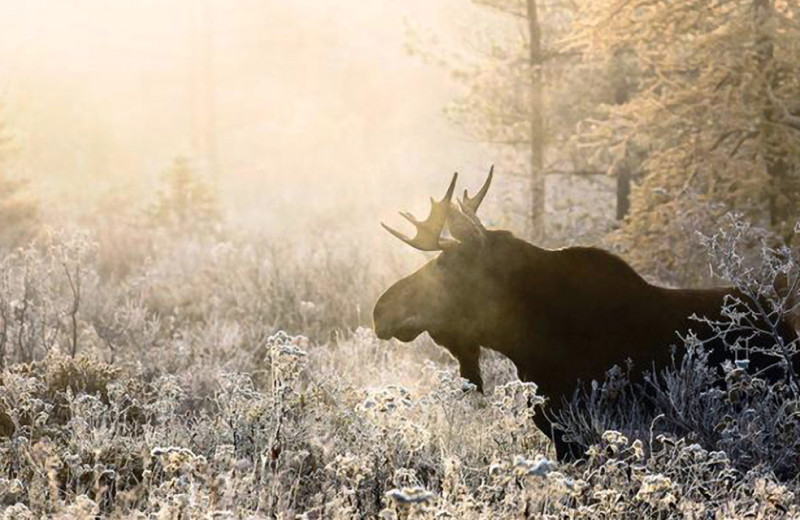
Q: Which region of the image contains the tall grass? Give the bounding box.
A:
[0,217,797,518]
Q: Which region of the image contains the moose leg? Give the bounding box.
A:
[532,408,585,462]
[453,344,483,392]
[551,428,585,461]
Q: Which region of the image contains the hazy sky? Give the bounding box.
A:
[0,0,496,228]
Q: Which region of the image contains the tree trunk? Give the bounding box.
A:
[754,0,794,240]
[527,0,546,240]
[610,50,634,220]
[616,168,631,220]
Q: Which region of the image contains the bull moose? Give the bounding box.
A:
[373,167,799,460]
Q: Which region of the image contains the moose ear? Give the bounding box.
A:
[447,204,486,244]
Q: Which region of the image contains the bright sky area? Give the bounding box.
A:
[0,0,496,230]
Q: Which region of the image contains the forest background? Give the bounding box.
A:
[0,0,799,517]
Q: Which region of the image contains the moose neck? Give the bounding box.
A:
[471,235,558,374]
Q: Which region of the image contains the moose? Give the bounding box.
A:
[373,167,799,460]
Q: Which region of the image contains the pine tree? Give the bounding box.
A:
[0,115,39,249]
[571,0,800,282]
[410,1,624,239]
[438,1,559,238]
[147,156,221,236]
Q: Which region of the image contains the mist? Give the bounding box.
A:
[0,0,493,233]
[3,2,800,516]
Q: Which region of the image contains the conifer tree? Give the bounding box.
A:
[0,115,39,249]
[412,1,623,239]
[147,156,221,236]
[571,0,800,281]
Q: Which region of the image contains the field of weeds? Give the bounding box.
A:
[0,225,799,519]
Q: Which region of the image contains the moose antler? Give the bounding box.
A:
[381,172,459,251]
[459,165,493,216]
[448,165,493,240]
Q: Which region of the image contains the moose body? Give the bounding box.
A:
[373,168,798,460]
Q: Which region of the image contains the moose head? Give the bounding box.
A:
[373,168,512,388]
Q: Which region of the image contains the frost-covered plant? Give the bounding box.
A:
[0,231,97,365]
[696,215,800,387]
[556,214,800,479]
[2,221,799,518]
[0,326,796,518]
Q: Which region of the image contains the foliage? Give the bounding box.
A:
[0,176,39,253]
[571,0,800,282]
[0,115,40,252]
[0,232,95,366]
[0,226,403,369]
[0,328,795,518]
[409,1,636,242]
[0,219,798,517]
[404,2,557,239]
[440,1,616,164]
[556,215,800,479]
[146,156,221,236]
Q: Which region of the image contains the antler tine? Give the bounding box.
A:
[381,172,459,251]
[460,165,494,215]
[400,212,420,225]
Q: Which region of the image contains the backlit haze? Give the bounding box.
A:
[0,0,497,235]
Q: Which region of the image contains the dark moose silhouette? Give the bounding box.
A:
[373,167,798,460]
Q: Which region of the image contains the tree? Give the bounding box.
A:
[0,113,39,250]
[412,0,624,240]
[426,1,556,238]
[147,156,221,236]
[571,0,800,282]
[526,0,546,239]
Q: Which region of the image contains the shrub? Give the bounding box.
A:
[0,217,797,517]
[145,156,221,237]
[556,214,800,479]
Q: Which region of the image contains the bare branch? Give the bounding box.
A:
[766,84,800,132]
